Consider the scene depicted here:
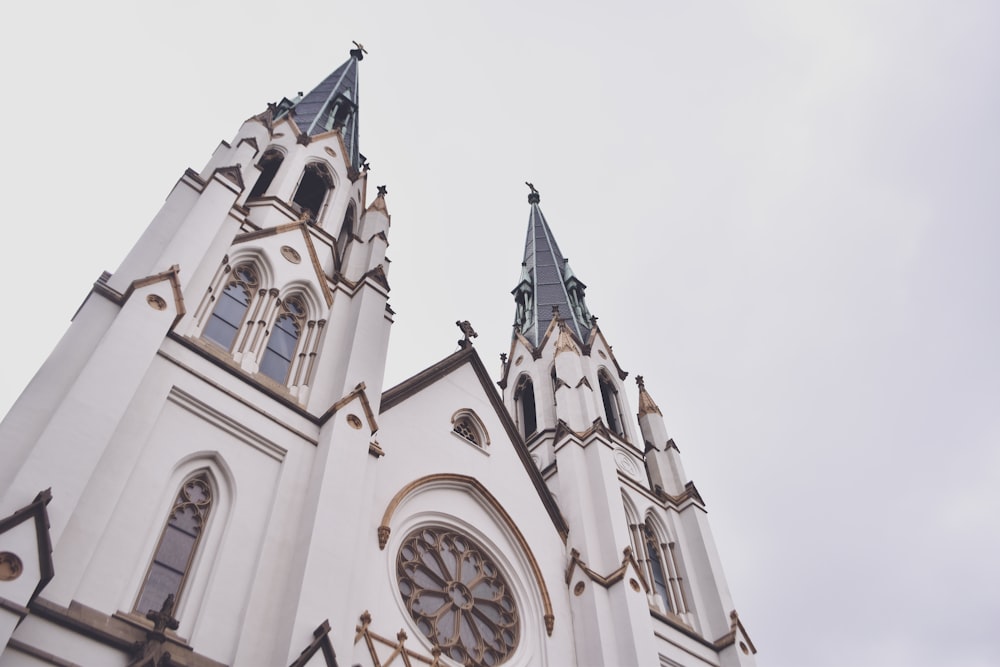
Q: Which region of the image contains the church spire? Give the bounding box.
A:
[513,184,593,347]
[274,45,365,172]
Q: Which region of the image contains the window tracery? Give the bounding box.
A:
[203,263,258,351]
[260,294,307,383]
[135,473,213,616]
[396,526,519,667]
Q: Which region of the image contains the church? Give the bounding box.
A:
[0,47,757,667]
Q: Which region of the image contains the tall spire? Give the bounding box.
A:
[513,184,593,347]
[274,46,365,172]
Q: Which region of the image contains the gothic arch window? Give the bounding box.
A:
[292,162,334,221]
[337,203,355,264]
[260,294,307,383]
[247,148,284,199]
[514,375,537,439]
[135,472,214,616]
[203,263,258,351]
[637,518,690,617]
[550,366,559,406]
[598,370,625,438]
[451,409,490,449]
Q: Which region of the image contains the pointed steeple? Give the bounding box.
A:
[513,184,593,347]
[274,45,365,172]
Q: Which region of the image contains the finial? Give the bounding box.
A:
[456,320,478,349]
[525,181,540,204]
[636,375,646,390]
[551,305,560,319]
[146,594,180,633]
[377,184,388,197]
[350,41,368,61]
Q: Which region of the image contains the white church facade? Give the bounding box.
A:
[0,49,757,667]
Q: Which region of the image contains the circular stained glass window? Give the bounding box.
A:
[396,527,519,666]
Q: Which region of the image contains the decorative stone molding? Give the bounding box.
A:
[564,546,649,594]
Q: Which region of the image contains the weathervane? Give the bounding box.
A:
[351,41,368,61]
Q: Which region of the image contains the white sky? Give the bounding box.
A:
[2,2,999,665]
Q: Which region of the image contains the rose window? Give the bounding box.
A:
[396,527,519,666]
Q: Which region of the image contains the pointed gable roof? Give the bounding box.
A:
[513,186,593,348]
[275,50,363,172]
[381,346,568,540]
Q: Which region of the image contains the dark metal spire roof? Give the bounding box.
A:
[513,186,593,347]
[275,50,363,171]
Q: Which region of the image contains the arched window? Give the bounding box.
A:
[638,518,690,617]
[451,410,490,449]
[292,162,333,221]
[515,376,537,439]
[644,521,671,612]
[453,417,479,445]
[203,264,258,350]
[599,371,624,437]
[135,472,214,616]
[337,203,355,264]
[247,149,283,199]
[550,366,560,407]
[260,295,307,383]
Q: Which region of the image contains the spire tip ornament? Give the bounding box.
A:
[350,41,368,60]
[525,181,540,204]
[456,320,478,349]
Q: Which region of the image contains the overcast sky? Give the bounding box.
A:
[2,2,998,666]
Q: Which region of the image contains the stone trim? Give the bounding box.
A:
[378,473,555,636]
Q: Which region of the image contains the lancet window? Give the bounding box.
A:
[135,472,214,616]
[632,518,690,617]
[337,203,355,265]
[260,295,307,383]
[292,162,333,221]
[247,149,284,199]
[203,264,258,351]
[599,371,624,438]
[514,376,537,439]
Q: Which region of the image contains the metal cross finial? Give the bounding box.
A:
[456,320,478,349]
[636,375,646,390]
[525,182,540,204]
[377,184,388,197]
[351,41,368,60]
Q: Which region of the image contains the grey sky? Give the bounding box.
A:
[2,2,998,665]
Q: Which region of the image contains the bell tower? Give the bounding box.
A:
[0,46,397,665]
[500,185,757,666]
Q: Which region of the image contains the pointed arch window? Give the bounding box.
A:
[514,376,537,439]
[451,410,490,450]
[248,149,284,199]
[644,522,671,612]
[260,295,307,383]
[599,371,624,438]
[203,264,258,351]
[337,203,355,264]
[135,473,213,616]
[637,519,690,617]
[292,162,333,221]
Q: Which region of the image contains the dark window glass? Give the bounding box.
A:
[204,283,251,350]
[517,379,537,438]
[260,314,299,382]
[645,524,672,612]
[136,475,213,616]
[248,150,283,199]
[292,163,332,220]
[600,374,622,436]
